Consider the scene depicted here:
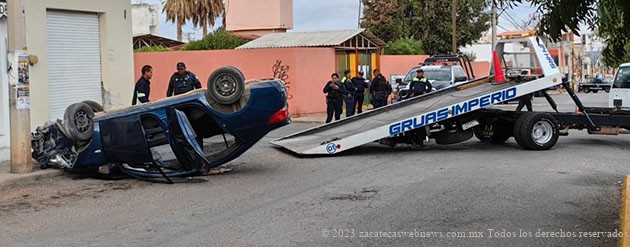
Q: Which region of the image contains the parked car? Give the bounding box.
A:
[31,67,290,182]
[394,55,473,101]
[578,77,612,93]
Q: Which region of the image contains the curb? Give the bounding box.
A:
[291,119,325,125]
[621,175,630,247]
[0,169,64,189]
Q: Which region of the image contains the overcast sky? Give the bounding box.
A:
[132,0,537,41]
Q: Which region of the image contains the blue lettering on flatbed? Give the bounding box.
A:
[388,87,517,135]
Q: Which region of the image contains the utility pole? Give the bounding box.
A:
[451,0,458,54]
[491,1,497,54]
[7,0,32,174]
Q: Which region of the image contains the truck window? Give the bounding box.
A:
[614,67,630,88]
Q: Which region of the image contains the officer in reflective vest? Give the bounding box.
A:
[410,69,432,97]
[341,69,356,117]
[166,62,202,97]
[132,65,152,105]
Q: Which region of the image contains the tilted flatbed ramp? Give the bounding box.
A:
[272,36,562,155]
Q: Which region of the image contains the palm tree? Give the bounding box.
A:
[162,0,194,41]
[191,0,225,36]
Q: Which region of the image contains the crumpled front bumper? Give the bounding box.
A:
[31,121,78,169]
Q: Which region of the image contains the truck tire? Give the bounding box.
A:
[82,100,104,113]
[474,122,511,144]
[583,87,590,93]
[513,112,559,150]
[63,102,95,142]
[592,89,598,93]
[605,88,611,93]
[434,128,473,145]
[206,66,245,105]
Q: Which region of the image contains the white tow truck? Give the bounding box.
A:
[272,33,630,155]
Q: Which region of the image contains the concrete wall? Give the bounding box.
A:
[226,0,293,34]
[131,3,159,36]
[25,0,134,129]
[133,47,336,116]
[0,18,8,160]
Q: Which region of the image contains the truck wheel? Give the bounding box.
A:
[434,129,473,145]
[583,88,590,93]
[473,127,491,142]
[474,122,511,144]
[63,102,95,142]
[490,122,512,144]
[513,113,559,150]
[605,88,611,93]
[592,89,598,93]
[206,66,245,105]
[82,100,104,113]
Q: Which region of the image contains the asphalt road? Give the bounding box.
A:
[1,92,629,247]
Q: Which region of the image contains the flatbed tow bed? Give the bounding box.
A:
[272,35,630,155]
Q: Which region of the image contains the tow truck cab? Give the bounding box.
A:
[609,63,630,108]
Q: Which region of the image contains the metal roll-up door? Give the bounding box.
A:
[46,10,102,120]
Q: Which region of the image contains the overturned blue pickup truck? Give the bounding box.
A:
[32,67,290,182]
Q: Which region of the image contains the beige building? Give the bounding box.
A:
[0,0,134,161]
[226,0,293,38]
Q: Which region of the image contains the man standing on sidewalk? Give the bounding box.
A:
[352,71,369,114]
[132,65,153,105]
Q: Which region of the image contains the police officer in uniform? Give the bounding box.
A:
[410,69,432,97]
[166,62,202,97]
[132,65,153,105]
[341,70,356,117]
[351,71,369,114]
[369,69,391,109]
[323,73,347,123]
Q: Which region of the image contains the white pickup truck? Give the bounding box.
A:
[609,63,630,108]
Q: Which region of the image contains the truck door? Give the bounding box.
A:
[609,65,630,108]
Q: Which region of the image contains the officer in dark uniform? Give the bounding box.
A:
[132,65,153,105]
[351,71,369,114]
[166,62,202,97]
[341,70,356,117]
[369,69,391,109]
[323,73,347,123]
[410,69,432,97]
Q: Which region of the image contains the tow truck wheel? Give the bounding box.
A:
[592,89,599,93]
[513,113,559,150]
[605,88,611,93]
[63,102,95,142]
[473,122,511,144]
[583,88,590,93]
[207,66,245,105]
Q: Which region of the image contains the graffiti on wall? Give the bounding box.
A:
[272,60,292,99]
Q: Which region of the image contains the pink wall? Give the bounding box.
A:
[380,55,429,77]
[133,48,336,116]
[380,55,490,78]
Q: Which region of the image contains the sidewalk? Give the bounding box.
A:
[0,160,64,189]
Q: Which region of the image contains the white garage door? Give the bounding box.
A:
[47,10,102,120]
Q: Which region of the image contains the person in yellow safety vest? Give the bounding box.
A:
[341,70,356,117]
[410,69,432,97]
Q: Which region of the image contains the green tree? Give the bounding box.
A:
[134,45,172,52]
[162,0,194,42]
[181,29,248,50]
[362,0,491,55]
[500,0,630,67]
[385,37,424,55]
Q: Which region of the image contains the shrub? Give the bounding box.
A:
[385,37,424,55]
[134,45,172,52]
[181,29,248,51]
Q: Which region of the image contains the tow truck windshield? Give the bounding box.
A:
[613,66,630,88]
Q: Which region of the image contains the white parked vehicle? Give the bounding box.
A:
[609,63,630,108]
